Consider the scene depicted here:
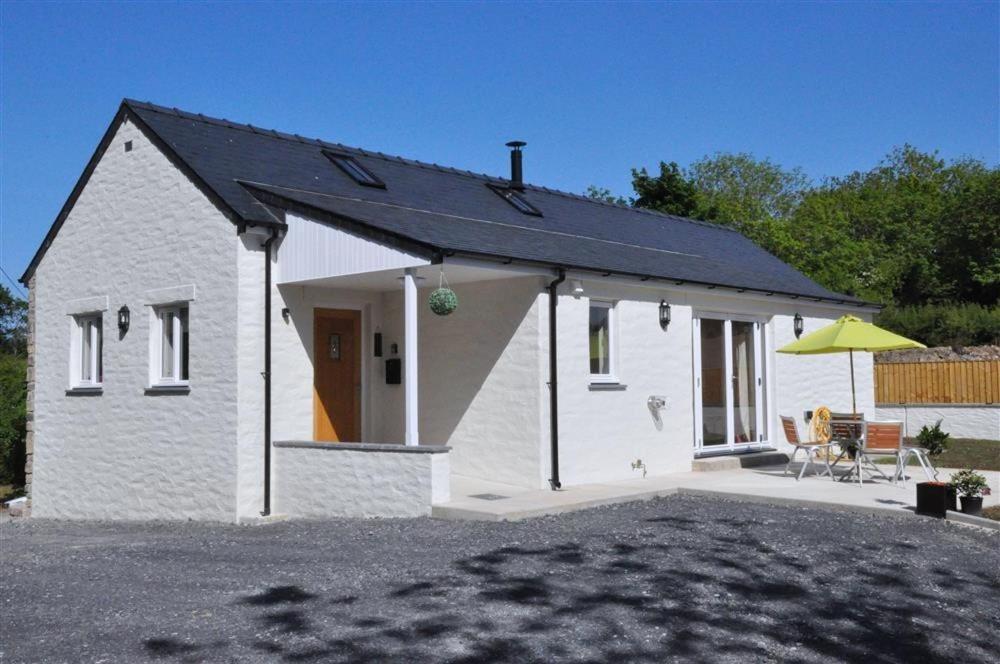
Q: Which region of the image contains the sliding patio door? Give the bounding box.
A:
[693,315,769,453]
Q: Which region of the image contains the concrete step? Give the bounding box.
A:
[692,451,790,472]
[737,451,790,468]
[692,457,742,472]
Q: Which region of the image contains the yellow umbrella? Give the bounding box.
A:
[777,315,925,414]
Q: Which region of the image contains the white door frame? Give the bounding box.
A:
[693,311,772,456]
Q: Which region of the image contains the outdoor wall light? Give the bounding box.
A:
[571,280,585,296]
[281,307,291,324]
[374,332,383,357]
[117,305,130,336]
[794,313,804,338]
[659,300,671,331]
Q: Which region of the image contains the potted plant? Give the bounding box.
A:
[948,469,993,516]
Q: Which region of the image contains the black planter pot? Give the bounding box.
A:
[959,496,983,516]
[916,483,957,518]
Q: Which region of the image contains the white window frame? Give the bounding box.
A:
[588,300,618,383]
[150,304,189,388]
[70,313,103,389]
[692,311,772,454]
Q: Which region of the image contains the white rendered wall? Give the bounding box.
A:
[381,277,545,488]
[550,284,695,485]
[30,118,240,521]
[272,445,450,518]
[772,310,875,449]
[875,405,1000,441]
[547,279,873,483]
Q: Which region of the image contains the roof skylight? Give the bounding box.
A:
[488,184,542,217]
[323,150,386,188]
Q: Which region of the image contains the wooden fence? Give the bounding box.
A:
[875,360,1000,404]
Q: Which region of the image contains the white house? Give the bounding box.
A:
[20,100,878,521]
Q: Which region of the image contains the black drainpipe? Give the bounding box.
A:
[261,229,277,516]
[547,268,566,490]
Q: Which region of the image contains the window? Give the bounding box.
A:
[153,305,189,385]
[72,314,103,388]
[322,150,386,188]
[589,301,616,381]
[487,184,542,216]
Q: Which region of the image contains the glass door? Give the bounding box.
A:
[693,316,769,453]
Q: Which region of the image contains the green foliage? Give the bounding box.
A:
[875,304,999,347]
[428,287,458,316]
[585,185,629,207]
[915,420,950,457]
[1,285,27,356]
[0,285,28,487]
[629,161,698,217]
[0,354,27,487]
[948,468,991,498]
[589,146,999,340]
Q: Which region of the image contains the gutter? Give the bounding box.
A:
[547,268,566,490]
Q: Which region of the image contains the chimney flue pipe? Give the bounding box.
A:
[506,140,526,190]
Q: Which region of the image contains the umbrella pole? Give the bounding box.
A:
[849,349,856,416]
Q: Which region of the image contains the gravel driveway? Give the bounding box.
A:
[1,495,997,663]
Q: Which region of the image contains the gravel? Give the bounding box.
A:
[1,495,997,663]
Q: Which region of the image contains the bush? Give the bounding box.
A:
[875,303,1000,348]
[0,354,27,487]
[915,420,950,457]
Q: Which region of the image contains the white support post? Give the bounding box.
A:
[403,268,419,446]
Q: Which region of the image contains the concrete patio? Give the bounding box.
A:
[435,463,1000,523]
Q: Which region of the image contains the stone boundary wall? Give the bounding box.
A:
[875,404,999,441]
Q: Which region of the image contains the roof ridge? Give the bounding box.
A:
[123,98,737,234]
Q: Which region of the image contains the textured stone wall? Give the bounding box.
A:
[30,117,241,521]
[23,275,36,516]
[272,443,450,518]
[380,277,545,488]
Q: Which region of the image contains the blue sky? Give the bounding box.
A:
[1,1,997,288]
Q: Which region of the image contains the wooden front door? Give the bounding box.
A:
[313,308,362,442]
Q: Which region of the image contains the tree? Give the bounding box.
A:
[585,185,629,206]
[0,284,26,486]
[629,161,698,217]
[938,167,1000,305]
[1,284,27,356]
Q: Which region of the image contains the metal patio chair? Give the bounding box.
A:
[843,420,905,486]
[897,442,940,483]
[781,416,835,481]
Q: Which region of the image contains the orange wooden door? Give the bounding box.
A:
[313,309,362,441]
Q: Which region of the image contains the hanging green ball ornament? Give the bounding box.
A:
[429,287,458,316]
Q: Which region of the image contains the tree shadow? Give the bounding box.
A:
[139,500,1000,663]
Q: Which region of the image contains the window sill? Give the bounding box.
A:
[145,384,190,395]
[66,386,103,396]
[588,382,627,391]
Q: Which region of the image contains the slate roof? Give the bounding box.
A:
[23,99,869,306]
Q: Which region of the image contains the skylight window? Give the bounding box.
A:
[488,184,542,217]
[323,150,386,188]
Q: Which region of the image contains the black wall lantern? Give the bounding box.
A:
[793,312,804,338]
[659,300,671,331]
[117,305,130,336]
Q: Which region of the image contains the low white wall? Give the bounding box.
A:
[272,442,450,518]
[875,404,1000,441]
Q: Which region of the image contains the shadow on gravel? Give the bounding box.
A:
[140,511,999,663]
